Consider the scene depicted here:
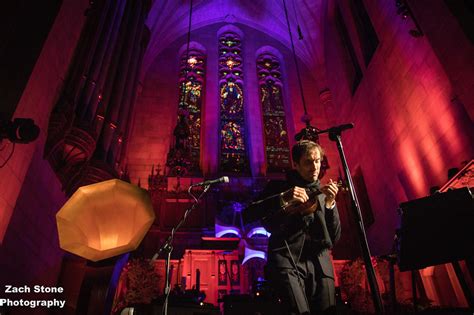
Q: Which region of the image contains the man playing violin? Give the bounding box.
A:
[243,140,341,315]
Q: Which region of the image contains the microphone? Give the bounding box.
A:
[191,176,230,186]
[317,123,354,135]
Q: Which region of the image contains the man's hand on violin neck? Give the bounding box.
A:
[321,179,338,208]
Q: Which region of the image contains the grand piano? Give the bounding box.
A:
[398,159,474,309]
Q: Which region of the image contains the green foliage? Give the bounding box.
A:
[112,258,161,313]
[123,258,160,305]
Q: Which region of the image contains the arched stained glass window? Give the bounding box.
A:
[168,49,205,175]
[257,53,290,172]
[218,32,249,173]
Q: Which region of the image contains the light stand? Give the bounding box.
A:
[151,184,211,315]
[319,123,385,313]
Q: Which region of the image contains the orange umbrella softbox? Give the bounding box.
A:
[56,179,155,261]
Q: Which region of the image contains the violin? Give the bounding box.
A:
[282,180,345,215]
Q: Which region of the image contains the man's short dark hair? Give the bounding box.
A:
[292,140,324,164]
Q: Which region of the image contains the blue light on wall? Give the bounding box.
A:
[242,246,266,264]
[246,227,271,238]
[215,223,241,238]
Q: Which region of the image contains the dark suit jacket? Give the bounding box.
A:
[243,174,341,278]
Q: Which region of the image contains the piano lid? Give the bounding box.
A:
[439,159,474,192]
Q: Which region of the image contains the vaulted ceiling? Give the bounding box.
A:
[143,0,329,83]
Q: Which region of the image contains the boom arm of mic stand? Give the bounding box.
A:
[328,130,385,314]
[151,184,211,315]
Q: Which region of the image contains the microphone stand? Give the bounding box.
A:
[322,125,385,313]
[151,184,211,315]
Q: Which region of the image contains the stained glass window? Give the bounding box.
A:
[256,53,290,172]
[219,32,249,173]
[174,49,205,174]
